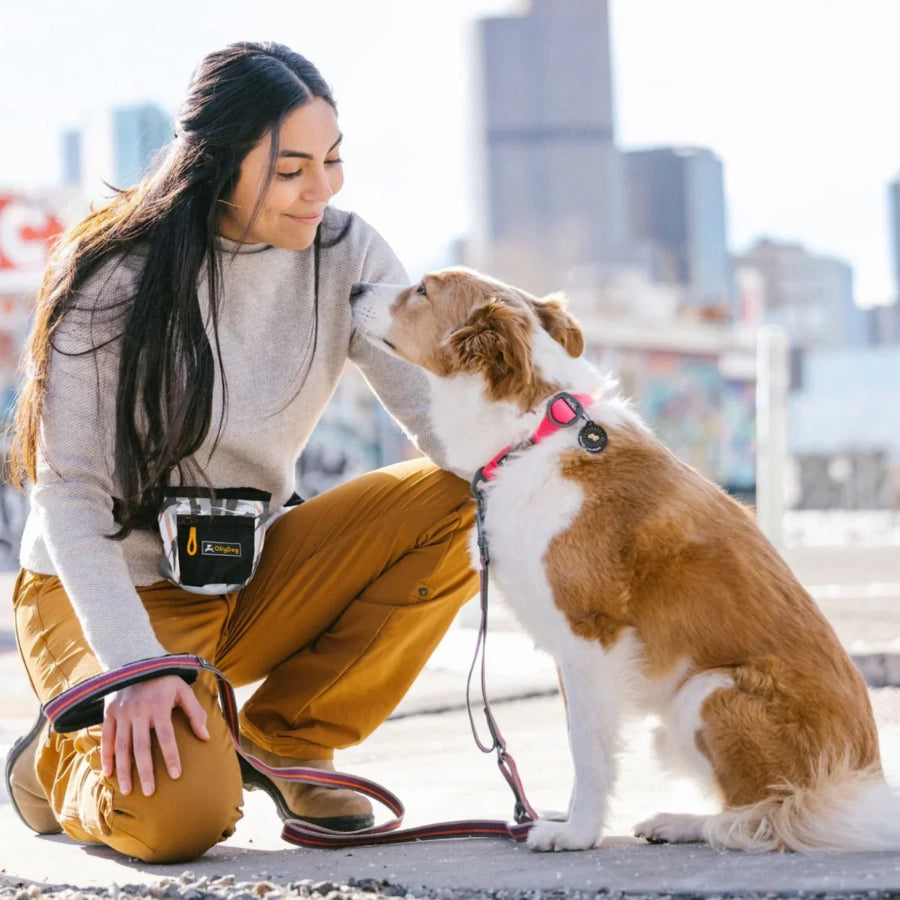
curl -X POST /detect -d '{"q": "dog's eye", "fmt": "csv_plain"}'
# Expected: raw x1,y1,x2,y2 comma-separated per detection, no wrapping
415,283,427,296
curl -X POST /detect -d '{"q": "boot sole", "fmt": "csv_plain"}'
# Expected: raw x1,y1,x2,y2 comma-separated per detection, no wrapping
4,710,62,834
238,755,374,832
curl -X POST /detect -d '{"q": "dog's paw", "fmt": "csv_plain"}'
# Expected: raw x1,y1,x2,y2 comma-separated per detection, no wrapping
526,818,601,852
633,812,705,845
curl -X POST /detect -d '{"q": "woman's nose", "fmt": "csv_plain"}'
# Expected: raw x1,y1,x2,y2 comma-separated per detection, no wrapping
303,167,334,201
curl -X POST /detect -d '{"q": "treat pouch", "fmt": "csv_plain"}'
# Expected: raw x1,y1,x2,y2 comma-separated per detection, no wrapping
158,487,272,594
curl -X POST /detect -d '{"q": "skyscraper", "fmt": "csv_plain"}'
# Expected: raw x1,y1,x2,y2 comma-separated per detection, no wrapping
476,0,625,289
61,103,172,197
60,129,81,187
736,238,857,350
112,104,172,188
890,174,900,304
624,147,732,309
867,301,899,345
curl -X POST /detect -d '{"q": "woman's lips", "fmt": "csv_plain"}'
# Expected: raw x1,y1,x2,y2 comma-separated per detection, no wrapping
286,212,323,225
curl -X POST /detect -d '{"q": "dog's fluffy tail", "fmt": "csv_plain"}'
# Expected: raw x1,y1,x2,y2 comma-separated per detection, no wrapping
703,761,900,852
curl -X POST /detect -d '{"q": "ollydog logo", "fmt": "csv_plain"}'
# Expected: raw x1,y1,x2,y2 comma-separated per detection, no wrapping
202,541,242,557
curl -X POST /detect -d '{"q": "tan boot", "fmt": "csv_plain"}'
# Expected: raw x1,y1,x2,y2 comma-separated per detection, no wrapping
5,712,62,835
238,736,374,832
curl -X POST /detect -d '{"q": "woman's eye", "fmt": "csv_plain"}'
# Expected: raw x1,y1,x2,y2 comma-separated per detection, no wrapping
325,157,343,166
415,283,427,296
277,170,302,180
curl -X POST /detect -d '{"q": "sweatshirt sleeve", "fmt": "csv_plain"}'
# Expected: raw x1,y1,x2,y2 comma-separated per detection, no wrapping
28,261,169,670
347,220,450,468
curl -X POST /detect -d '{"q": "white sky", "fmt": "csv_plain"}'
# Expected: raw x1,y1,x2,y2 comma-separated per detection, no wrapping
1,0,898,306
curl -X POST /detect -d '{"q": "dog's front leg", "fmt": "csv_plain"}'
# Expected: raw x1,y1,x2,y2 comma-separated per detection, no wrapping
527,631,630,852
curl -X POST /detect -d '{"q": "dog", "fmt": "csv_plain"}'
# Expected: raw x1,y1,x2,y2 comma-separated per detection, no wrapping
349,267,900,853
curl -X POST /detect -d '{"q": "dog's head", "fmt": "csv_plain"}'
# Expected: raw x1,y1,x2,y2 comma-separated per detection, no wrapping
351,267,585,412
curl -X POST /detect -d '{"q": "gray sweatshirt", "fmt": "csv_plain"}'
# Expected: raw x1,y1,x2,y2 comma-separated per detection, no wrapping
19,209,438,670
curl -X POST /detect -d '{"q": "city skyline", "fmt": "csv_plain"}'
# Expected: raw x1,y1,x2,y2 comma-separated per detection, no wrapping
1,0,898,307
478,0,628,293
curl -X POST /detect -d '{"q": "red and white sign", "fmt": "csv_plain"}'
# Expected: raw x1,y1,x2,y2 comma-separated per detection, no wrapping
0,194,63,273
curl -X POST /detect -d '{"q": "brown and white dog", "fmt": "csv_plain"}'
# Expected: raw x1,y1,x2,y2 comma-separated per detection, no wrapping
350,267,900,853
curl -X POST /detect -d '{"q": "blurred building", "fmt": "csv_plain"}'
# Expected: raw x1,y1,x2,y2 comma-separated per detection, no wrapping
788,346,900,509
475,0,626,291
471,0,754,496
0,189,83,567
466,1,895,513
113,104,172,187
735,238,865,350
60,129,81,187
577,308,757,497
296,365,420,499
866,300,899,345
0,187,86,422
890,173,900,302
61,103,171,195
624,146,732,312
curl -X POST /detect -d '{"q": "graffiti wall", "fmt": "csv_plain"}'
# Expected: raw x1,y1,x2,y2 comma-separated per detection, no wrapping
588,344,756,496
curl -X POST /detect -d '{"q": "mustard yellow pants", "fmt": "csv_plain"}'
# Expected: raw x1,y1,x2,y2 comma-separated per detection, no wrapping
13,459,476,863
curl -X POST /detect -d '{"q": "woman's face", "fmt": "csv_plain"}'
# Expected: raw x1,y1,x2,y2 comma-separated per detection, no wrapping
219,97,344,249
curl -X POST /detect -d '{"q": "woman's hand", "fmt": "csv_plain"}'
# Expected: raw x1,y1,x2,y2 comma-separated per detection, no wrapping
100,674,210,796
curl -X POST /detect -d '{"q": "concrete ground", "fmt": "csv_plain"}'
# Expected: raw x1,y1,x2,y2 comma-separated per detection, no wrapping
2,543,900,896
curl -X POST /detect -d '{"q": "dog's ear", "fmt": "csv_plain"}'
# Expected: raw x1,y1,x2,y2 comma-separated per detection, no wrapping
531,293,585,358
444,300,533,400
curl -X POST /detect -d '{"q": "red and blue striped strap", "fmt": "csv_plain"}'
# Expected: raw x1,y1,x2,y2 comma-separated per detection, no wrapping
40,653,534,848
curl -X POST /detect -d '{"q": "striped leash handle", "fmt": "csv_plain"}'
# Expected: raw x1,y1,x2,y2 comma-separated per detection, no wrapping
40,654,533,848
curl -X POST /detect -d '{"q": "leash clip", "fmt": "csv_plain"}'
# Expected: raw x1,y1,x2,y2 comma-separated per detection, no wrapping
496,746,537,824
470,470,491,567
470,467,486,501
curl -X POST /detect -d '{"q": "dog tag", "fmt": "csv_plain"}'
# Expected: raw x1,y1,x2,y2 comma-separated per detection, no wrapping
578,422,607,453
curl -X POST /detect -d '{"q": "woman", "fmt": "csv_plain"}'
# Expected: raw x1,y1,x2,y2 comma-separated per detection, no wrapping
4,42,476,863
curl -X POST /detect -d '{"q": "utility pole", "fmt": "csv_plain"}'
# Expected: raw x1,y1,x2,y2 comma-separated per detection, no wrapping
755,326,789,549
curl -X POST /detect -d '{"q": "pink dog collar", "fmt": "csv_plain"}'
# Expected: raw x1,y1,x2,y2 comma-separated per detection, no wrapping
476,392,596,484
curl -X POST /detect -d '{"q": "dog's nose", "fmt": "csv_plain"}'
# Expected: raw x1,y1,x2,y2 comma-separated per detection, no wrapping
349,282,369,300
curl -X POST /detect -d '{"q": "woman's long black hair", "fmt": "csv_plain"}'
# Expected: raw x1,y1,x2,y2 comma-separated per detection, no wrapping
10,42,339,535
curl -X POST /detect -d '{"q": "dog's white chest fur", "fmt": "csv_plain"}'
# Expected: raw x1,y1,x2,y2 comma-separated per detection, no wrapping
478,437,584,648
